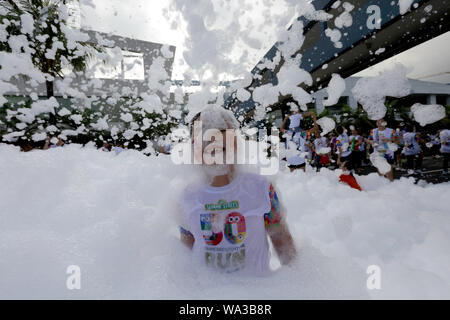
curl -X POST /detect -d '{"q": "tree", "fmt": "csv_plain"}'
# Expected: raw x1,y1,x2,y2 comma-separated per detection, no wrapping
0,0,103,125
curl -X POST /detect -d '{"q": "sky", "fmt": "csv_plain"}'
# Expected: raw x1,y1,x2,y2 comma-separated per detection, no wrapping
354,31,450,83
79,0,450,84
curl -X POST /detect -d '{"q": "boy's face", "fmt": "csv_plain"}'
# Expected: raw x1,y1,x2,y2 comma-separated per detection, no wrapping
192,123,237,173
208,129,236,160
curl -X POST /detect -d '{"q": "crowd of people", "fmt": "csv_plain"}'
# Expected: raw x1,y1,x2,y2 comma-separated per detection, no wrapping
7,106,450,191
12,136,129,155
280,107,450,189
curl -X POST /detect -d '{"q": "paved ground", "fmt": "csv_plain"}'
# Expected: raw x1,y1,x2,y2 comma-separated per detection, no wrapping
326,156,449,184
397,156,450,184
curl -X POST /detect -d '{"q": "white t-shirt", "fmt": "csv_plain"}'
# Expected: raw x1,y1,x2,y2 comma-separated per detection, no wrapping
428,134,440,146
371,128,396,157
402,132,421,156
288,113,303,130
440,130,450,153
180,173,273,276
286,132,307,165
336,133,352,157
314,137,328,153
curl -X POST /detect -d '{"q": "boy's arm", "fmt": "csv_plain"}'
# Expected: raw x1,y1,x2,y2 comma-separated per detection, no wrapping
267,221,297,265
264,184,297,265
180,226,194,250
303,111,317,121
280,116,289,133
303,111,318,130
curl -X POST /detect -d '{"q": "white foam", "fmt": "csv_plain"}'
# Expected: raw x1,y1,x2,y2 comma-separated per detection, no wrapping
0,144,449,299
411,103,446,127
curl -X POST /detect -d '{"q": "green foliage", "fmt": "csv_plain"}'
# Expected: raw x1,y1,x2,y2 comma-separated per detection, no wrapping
0,95,178,152
1,1,181,151
0,0,102,78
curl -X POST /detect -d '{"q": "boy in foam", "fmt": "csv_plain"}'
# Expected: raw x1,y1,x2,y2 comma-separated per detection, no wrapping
178,105,296,275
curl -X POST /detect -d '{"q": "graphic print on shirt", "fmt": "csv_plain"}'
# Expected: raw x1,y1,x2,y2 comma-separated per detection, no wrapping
224,212,246,244
200,213,223,246
204,243,246,273
403,133,420,154
200,210,247,272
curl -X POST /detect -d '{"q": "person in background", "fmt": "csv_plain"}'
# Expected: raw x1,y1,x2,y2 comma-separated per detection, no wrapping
280,103,317,138
159,134,175,155
395,123,407,169
360,133,368,168
335,126,352,168
280,104,318,155
349,126,363,173
313,130,330,172
440,127,450,175
368,119,398,182
285,130,308,172
329,133,338,168
428,130,441,159
17,140,34,152
402,125,423,175
43,136,64,150
337,153,362,191
159,143,173,155
101,141,111,152
112,143,126,155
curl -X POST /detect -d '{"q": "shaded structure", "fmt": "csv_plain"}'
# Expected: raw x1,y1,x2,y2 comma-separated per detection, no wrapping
228,0,450,122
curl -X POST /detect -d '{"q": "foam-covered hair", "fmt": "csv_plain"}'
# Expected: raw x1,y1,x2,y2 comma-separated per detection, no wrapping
195,105,240,131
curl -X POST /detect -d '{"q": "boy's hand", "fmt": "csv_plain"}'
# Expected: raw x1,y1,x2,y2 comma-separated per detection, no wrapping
180,227,194,250
267,221,297,265
265,184,296,265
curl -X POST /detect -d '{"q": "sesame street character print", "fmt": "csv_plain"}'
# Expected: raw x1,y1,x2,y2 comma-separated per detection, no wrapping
200,213,223,246
224,212,246,244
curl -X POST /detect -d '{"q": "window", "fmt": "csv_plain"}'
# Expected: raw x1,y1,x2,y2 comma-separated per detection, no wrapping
88,49,145,80
122,51,145,80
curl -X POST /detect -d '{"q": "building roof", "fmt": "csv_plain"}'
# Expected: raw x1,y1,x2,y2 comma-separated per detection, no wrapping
313,77,450,100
